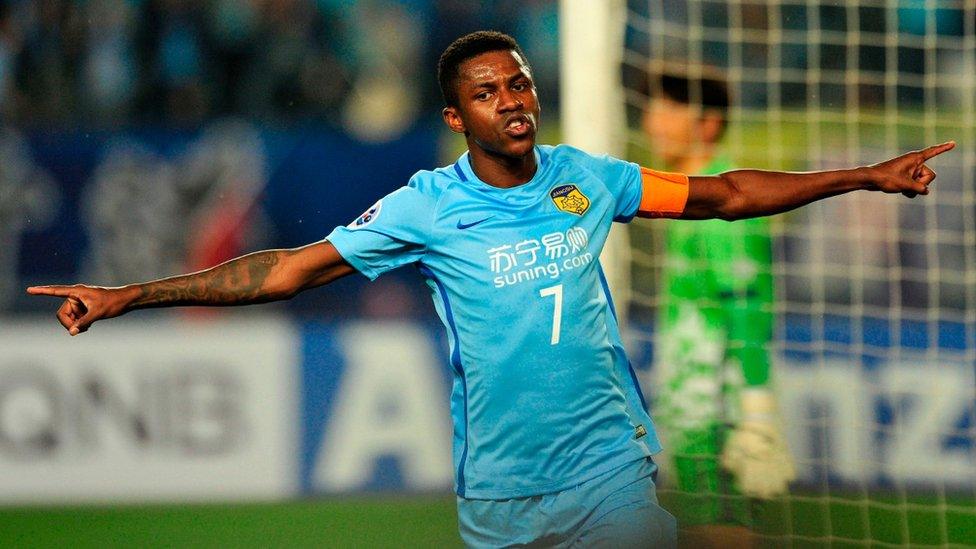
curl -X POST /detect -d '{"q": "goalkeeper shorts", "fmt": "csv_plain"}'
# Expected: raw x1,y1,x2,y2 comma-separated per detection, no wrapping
456,457,676,548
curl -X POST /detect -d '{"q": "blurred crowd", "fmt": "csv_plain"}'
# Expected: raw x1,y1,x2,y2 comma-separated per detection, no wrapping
4,1,968,129
0,0,560,130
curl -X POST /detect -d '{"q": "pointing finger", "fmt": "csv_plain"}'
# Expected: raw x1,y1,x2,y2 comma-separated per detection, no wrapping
27,285,74,297
920,141,955,161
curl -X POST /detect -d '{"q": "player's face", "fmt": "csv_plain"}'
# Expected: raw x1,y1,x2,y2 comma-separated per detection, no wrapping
643,97,704,168
443,50,540,160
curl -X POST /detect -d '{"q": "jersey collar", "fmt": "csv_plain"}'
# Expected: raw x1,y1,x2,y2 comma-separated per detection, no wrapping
454,146,550,200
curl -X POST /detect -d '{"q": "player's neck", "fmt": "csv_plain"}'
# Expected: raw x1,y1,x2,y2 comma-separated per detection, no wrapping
468,147,538,189
671,148,715,175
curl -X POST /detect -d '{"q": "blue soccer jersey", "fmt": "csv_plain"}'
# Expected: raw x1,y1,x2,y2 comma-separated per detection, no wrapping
326,144,662,499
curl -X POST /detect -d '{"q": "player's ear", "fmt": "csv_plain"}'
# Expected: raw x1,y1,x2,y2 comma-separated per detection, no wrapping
443,106,466,134
640,102,655,137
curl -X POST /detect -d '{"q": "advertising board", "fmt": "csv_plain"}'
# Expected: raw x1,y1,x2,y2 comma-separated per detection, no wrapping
0,319,298,503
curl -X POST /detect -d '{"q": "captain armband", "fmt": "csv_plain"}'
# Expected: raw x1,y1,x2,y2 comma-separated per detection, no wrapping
637,167,690,218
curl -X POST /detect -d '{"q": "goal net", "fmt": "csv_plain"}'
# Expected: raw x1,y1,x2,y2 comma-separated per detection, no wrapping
564,1,976,546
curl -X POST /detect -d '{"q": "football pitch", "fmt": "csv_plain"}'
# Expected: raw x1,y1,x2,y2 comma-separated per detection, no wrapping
0,496,461,548
2,493,973,548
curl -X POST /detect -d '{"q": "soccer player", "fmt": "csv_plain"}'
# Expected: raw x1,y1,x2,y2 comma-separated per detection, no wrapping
28,31,953,548
642,67,792,547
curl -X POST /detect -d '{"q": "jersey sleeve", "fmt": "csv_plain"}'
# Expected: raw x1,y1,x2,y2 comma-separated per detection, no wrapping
325,184,435,280
578,151,645,222
568,146,689,221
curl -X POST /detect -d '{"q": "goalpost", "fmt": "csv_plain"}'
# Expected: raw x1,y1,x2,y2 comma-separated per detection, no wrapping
559,0,632,322
562,1,976,546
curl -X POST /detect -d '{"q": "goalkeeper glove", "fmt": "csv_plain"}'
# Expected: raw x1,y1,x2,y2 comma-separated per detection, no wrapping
721,387,796,499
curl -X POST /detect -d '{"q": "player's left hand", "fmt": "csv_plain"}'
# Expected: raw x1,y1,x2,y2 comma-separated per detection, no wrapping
721,388,796,499
865,141,955,198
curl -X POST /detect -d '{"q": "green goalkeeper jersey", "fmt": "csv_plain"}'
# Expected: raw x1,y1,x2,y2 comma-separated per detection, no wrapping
653,154,774,525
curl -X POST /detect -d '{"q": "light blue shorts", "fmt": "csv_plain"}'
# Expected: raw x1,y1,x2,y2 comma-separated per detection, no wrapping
456,457,677,548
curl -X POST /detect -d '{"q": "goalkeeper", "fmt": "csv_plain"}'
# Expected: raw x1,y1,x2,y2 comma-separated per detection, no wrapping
643,67,792,545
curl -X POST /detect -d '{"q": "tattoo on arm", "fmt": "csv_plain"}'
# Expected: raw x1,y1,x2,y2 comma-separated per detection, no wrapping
131,250,298,309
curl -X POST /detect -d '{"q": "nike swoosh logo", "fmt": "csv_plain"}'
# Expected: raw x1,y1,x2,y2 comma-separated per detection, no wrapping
456,216,494,230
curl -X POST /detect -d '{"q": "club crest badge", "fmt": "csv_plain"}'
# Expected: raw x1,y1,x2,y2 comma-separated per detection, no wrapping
350,199,382,229
549,184,590,215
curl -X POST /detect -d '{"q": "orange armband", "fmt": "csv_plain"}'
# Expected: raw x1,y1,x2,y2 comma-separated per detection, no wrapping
637,167,689,218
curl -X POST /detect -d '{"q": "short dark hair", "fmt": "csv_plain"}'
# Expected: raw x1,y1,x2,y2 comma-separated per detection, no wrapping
437,31,529,108
646,66,731,117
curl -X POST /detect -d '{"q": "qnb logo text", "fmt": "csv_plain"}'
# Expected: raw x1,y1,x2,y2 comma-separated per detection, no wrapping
0,365,246,460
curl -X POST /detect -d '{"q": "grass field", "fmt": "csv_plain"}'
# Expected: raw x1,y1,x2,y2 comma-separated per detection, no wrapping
0,497,462,548
2,492,973,548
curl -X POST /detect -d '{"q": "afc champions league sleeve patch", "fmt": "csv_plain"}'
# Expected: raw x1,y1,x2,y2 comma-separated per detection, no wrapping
549,184,590,215
349,199,382,229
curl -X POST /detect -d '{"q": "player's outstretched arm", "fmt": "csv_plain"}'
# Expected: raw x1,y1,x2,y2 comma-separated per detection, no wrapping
26,240,354,336
678,141,955,220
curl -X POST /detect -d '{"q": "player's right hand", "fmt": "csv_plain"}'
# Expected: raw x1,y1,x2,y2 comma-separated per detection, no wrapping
26,284,134,336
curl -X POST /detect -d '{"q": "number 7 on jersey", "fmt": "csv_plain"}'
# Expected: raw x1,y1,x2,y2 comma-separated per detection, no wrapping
539,284,563,345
